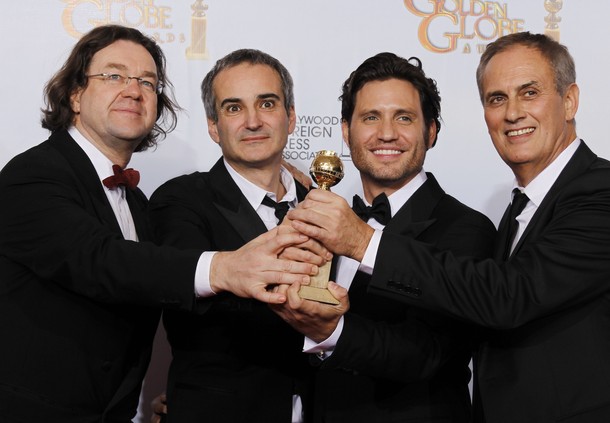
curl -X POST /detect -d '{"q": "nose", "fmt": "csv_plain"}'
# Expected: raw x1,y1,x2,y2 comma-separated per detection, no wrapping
377,118,398,141
505,98,525,123
245,109,263,130
121,77,143,98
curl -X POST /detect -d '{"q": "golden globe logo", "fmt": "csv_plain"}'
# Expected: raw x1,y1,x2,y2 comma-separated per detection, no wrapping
403,0,525,53
61,0,209,59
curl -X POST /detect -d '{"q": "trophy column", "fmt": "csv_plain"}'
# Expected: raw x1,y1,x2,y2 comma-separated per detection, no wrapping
298,150,343,305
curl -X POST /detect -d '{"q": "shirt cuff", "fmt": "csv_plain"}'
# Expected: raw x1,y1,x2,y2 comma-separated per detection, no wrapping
194,251,217,297
359,229,382,275
302,315,345,359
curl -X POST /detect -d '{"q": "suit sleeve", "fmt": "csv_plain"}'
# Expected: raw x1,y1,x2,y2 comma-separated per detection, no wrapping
322,210,496,382
0,146,200,311
368,167,610,330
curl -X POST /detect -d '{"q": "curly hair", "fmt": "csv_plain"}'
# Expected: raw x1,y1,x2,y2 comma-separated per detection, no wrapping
41,24,180,152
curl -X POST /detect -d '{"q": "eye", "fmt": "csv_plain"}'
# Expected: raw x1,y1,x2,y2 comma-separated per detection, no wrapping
397,115,412,123
487,95,505,106
523,89,538,98
260,100,275,109
225,104,241,113
363,115,378,122
107,74,124,82
139,79,155,90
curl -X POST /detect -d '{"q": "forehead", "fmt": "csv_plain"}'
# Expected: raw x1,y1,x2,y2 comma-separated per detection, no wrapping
355,78,421,111
482,45,554,93
89,39,157,73
213,63,283,100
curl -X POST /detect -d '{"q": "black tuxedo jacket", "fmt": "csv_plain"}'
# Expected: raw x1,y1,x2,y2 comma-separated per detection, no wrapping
149,158,312,423
0,130,202,422
312,173,495,423
368,142,610,423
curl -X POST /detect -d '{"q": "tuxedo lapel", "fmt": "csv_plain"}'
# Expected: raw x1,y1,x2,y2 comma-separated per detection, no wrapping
494,204,512,261
502,142,597,259
385,173,440,238
208,159,268,243
48,130,124,236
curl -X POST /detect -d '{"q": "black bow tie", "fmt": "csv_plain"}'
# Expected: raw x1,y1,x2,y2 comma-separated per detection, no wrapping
352,193,391,225
262,195,290,224
102,164,140,190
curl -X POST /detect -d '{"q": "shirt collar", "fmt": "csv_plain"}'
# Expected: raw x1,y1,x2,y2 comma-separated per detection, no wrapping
514,138,580,207
223,158,297,210
362,169,428,219
68,126,117,183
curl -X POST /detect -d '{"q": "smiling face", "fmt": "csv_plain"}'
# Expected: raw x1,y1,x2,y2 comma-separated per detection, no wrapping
343,78,436,199
481,45,579,186
70,40,159,160
207,63,296,174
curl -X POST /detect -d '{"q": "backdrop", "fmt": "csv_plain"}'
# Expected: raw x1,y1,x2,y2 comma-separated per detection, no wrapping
1,1,605,421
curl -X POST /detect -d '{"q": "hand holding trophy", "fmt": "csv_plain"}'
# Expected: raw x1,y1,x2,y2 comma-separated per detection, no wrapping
298,150,344,305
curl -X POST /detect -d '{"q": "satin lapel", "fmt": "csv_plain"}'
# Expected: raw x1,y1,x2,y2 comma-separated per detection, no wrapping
511,142,597,257
126,189,152,241
494,205,512,261
48,130,123,236
208,160,268,243
384,173,440,238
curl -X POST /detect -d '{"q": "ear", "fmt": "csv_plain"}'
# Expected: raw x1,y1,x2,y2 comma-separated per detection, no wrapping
70,88,83,114
426,121,437,149
563,83,579,121
287,106,296,135
341,120,350,150
207,117,220,144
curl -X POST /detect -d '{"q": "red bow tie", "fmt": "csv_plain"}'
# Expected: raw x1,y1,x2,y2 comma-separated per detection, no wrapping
102,164,140,190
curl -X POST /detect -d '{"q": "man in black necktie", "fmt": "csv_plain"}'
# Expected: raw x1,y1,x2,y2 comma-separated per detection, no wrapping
147,49,324,423
271,52,496,422
0,27,321,423
285,33,610,423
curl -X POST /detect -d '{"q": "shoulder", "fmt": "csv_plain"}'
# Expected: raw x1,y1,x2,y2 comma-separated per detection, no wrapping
0,137,70,184
150,171,210,203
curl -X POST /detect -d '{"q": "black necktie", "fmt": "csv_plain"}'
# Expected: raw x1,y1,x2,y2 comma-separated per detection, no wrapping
503,188,529,259
262,195,290,224
102,164,140,190
352,193,391,225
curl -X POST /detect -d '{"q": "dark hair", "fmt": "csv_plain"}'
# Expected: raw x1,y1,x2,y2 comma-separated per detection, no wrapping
476,31,576,102
340,52,441,146
201,48,294,122
41,24,180,152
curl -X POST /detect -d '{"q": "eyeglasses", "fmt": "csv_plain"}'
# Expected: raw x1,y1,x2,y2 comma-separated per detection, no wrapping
86,73,164,94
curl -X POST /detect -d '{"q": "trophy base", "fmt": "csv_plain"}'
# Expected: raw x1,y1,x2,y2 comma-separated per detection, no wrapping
298,285,340,305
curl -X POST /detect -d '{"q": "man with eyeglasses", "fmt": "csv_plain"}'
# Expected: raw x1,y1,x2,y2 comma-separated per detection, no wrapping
0,25,323,423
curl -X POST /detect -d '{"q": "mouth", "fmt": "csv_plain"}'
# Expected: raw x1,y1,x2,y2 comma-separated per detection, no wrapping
114,108,142,116
506,127,535,137
372,148,402,156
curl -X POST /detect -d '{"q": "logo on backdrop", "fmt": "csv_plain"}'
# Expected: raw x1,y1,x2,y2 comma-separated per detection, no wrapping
403,0,565,53
284,115,349,162
61,0,209,60
403,0,525,53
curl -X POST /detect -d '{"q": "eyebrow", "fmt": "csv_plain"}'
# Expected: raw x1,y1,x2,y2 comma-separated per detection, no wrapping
102,62,158,78
219,93,281,108
485,80,539,100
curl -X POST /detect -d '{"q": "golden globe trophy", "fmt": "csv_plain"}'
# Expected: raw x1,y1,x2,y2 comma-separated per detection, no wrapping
298,150,344,305
186,0,209,60
544,0,563,42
